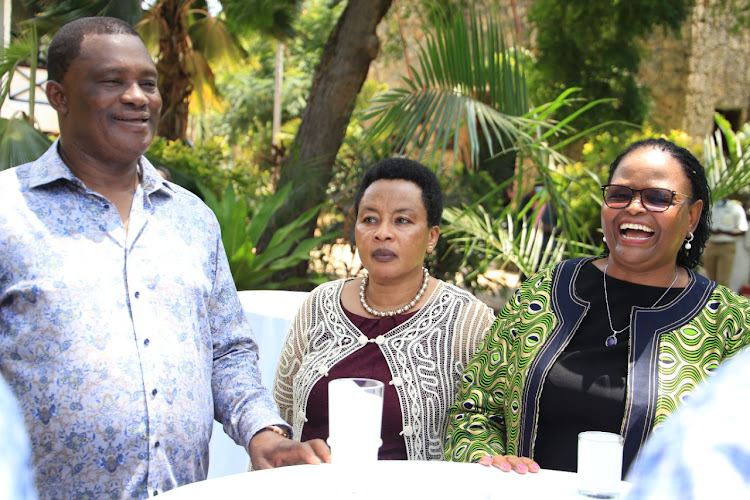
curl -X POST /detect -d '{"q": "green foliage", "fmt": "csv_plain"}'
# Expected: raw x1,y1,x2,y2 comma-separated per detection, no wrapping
710,0,750,33
528,0,694,131
23,0,143,35
220,0,302,40
443,204,570,281
364,6,532,170
199,182,334,290
202,0,341,153
145,136,271,201
0,21,52,170
704,113,750,200
361,4,627,289
0,117,53,170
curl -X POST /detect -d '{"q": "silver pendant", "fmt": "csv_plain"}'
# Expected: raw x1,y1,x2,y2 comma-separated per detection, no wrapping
605,334,618,347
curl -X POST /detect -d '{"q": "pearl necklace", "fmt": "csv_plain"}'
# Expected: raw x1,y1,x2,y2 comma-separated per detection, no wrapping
360,267,429,317
603,263,678,347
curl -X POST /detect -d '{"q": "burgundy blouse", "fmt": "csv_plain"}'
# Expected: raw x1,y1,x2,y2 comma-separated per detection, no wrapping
300,305,417,460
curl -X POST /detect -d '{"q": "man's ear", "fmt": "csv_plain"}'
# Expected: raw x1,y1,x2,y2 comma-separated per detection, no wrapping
45,81,68,115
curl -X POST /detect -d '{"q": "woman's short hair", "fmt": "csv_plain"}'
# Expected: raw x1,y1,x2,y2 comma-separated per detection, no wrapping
607,138,712,269
354,157,443,227
47,17,141,83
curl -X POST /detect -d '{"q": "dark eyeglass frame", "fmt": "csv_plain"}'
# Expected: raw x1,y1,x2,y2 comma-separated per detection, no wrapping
601,184,692,212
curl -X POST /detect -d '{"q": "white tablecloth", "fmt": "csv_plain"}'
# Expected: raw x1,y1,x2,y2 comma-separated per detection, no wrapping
164,461,633,499
207,290,309,479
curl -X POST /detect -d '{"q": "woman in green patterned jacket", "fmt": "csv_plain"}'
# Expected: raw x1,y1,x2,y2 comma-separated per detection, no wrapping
444,138,750,475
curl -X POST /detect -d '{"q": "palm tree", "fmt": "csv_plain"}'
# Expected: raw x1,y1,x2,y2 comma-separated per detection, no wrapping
139,0,243,141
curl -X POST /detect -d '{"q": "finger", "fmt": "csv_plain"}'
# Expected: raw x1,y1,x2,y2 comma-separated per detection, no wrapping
307,438,331,464
489,455,512,472
506,456,539,474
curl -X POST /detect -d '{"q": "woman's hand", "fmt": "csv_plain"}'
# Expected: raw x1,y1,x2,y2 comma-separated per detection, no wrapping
478,454,540,474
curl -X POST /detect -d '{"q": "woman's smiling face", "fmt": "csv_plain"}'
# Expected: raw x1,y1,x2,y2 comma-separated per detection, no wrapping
602,146,703,276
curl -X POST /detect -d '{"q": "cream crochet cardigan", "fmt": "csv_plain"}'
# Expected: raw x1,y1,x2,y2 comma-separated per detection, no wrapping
272,278,495,460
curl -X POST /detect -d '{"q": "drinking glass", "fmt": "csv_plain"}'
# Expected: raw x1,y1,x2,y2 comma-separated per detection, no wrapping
577,431,624,498
327,378,384,464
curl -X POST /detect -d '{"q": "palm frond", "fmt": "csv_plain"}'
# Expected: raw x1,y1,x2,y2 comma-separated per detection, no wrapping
363,6,534,169
704,112,750,200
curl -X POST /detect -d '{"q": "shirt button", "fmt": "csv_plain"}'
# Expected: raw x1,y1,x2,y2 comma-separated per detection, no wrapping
134,291,140,298
152,388,158,396
375,335,385,345
297,411,308,423
390,377,403,387
154,441,160,448
144,339,150,346
317,365,328,376
401,425,414,437
358,335,367,345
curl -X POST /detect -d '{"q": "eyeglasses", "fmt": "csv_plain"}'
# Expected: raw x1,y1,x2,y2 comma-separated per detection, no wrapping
601,184,692,212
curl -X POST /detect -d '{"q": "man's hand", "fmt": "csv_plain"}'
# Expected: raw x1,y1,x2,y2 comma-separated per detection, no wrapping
248,429,331,469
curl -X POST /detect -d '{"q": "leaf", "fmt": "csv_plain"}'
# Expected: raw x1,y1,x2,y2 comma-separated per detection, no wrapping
0,117,53,171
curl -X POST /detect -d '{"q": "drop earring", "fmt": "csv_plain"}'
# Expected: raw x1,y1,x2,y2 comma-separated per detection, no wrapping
684,232,694,250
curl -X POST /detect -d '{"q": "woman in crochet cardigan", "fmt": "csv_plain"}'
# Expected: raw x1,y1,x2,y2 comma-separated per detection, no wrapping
273,157,495,460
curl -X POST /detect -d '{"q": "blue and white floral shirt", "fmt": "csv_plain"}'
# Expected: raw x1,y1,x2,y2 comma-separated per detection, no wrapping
0,142,284,499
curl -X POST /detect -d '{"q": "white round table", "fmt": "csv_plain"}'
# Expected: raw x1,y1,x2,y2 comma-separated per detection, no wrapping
163,461,632,499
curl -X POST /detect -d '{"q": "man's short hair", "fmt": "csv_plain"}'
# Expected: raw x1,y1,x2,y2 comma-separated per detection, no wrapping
47,17,141,83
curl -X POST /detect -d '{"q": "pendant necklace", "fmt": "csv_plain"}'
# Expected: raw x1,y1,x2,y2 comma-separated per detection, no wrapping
603,263,678,347
360,267,429,317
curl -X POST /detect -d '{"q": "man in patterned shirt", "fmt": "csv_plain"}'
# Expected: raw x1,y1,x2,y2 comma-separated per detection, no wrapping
0,17,329,499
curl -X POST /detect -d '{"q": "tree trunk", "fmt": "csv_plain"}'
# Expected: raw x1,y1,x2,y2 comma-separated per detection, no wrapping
154,0,191,141
264,0,394,280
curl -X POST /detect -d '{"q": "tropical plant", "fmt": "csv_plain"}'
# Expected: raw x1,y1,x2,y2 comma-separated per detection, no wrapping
362,6,615,284
198,182,334,290
23,0,143,31
137,0,244,141
363,6,533,171
0,23,52,170
703,112,750,200
443,204,568,284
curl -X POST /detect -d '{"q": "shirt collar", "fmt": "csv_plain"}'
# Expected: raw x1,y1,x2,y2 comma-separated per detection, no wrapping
21,140,174,198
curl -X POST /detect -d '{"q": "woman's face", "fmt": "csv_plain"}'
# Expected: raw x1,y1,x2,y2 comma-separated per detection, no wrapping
355,179,439,282
602,147,703,274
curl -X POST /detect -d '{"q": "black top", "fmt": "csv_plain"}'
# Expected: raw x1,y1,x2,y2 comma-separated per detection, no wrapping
532,261,682,472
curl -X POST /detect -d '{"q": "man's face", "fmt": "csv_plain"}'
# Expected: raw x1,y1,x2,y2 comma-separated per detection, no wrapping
53,33,162,167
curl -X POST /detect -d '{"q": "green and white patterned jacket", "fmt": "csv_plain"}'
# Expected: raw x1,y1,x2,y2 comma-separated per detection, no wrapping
445,257,750,470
